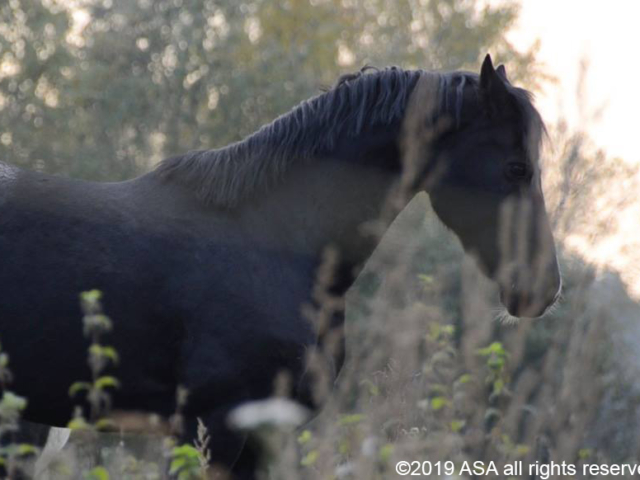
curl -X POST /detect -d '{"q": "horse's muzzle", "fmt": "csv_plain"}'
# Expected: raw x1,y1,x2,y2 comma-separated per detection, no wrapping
498,261,562,319
499,278,561,319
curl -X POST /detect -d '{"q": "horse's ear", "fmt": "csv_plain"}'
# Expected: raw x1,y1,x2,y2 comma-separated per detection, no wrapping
479,54,510,111
496,64,508,82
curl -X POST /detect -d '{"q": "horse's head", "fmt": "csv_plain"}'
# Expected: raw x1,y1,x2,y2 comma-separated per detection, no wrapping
414,55,561,318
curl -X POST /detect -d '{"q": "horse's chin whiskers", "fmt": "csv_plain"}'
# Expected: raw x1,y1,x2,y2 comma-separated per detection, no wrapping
541,295,563,317
493,308,521,325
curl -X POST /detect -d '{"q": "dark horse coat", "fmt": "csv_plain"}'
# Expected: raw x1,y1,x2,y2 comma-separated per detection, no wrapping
0,56,560,477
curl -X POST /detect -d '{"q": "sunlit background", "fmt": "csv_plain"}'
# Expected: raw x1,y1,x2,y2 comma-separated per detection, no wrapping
510,0,639,164
506,0,640,296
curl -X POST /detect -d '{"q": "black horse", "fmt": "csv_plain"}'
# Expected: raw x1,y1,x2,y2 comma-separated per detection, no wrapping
0,55,560,477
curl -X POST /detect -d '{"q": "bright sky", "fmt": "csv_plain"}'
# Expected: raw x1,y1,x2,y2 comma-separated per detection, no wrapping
506,0,640,294
507,0,640,163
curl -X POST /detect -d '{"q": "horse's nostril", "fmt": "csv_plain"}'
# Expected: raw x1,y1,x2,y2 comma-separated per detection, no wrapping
507,295,520,316
500,288,521,316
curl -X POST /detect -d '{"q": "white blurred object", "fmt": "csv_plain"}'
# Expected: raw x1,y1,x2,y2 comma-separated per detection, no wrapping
34,427,71,479
227,398,310,431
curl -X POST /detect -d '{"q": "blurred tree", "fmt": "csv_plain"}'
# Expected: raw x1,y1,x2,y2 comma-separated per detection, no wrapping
0,0,542,180
0,0,76,174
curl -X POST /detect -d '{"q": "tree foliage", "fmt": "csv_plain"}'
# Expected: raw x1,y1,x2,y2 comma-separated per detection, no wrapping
0,0,540,180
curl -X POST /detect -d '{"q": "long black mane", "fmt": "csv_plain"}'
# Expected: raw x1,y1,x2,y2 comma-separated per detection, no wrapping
154,66,543,208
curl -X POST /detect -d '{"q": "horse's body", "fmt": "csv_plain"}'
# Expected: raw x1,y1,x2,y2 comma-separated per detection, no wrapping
0,56,561,478
1,162,336,458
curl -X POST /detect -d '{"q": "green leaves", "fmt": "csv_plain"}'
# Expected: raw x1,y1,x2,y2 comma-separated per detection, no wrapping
360,378,380,397
80,290,103,306
497,434,530,459
169,444,203,480
71,291,120,431
0,443,39,459
0,392,26,412
0,391,27,423
94,376,120,391
0,347,12,385
450,419,466,433
378,444,394,462
418,273,435,291
0,343,34,472
94,418,117,432
477,341,511,397
297,429,312,445
578,448,593,459
81,290,113,337
427,322,456,343
15,444,38,457
83,315,113,337
84,466,109,480
300,450,318,467
89,345,119,365
69,375,119,398
337,413,365,426
69,382,92,397
477,341,509,359
430,396,449,411
67,417,91,431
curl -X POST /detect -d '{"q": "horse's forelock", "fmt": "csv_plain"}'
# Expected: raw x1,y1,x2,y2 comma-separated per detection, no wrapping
509,87,547,167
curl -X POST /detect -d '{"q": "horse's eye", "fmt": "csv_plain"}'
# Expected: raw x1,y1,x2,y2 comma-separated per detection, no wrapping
505,162,530,181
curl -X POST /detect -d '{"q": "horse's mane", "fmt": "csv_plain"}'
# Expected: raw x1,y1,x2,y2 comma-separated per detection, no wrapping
154,66,544,208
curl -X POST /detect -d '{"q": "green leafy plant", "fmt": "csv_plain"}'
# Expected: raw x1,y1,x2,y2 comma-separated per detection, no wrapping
477,342,510,398
85,465,110,480
169,445,204,480
0,342,38,476
68,290,120,430
64,291,122,478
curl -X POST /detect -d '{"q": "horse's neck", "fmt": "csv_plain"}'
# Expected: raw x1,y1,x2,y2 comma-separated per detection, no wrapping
241,154,402,270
